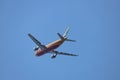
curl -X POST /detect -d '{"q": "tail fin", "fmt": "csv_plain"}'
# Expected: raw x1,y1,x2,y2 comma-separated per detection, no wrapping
57,27,76,42
63,27,70,37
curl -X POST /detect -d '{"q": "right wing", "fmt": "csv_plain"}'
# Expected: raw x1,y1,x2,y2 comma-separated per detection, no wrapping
28,33,46,50
52,50,78,56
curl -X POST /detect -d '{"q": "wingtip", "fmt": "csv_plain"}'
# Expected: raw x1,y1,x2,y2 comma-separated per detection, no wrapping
28,33,32,36
74,54,79,56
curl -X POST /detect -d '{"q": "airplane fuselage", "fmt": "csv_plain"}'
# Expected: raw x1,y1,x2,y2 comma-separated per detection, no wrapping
28,27,78,58
35,39,65,56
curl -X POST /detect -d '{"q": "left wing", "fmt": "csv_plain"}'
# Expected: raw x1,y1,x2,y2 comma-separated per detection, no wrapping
52,50,78,56
28,33,46,50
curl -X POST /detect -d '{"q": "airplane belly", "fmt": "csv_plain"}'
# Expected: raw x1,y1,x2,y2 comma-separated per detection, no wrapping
35,45,59,56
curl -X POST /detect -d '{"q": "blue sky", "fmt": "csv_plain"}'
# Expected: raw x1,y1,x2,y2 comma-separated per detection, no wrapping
0,0,120,80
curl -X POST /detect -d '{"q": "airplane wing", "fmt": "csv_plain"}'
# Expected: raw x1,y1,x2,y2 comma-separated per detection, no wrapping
28,33,46,50
52,50,78,56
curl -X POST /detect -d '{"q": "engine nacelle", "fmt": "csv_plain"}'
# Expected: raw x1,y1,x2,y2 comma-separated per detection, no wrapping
33,47,39,51
51,53,57,59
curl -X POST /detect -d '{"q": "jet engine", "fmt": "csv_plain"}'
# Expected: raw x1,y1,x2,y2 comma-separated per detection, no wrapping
33,47,39,51
51,53,57,59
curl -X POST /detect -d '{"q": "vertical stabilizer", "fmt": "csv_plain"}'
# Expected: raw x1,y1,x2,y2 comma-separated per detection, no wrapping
57,27,76,42
63,27,70,37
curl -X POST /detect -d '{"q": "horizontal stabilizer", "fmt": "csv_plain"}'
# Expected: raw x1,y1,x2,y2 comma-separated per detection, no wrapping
66,39,76,42
57,33,64,40
57,27,76,42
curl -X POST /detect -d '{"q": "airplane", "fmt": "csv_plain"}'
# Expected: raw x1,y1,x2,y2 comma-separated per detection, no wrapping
28,27,78,59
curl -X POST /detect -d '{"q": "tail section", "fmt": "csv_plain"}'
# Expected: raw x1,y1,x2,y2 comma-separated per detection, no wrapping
57,33,64,40
66,39,76,42
63,27,70,37
57,27,76,42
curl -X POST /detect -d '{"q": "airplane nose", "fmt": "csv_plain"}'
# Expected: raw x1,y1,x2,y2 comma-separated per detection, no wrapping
35,52,39,56
35,49,42,56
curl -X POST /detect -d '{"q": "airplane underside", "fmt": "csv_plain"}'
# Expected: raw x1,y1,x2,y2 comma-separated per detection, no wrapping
28,27,78,59
35,45,60,57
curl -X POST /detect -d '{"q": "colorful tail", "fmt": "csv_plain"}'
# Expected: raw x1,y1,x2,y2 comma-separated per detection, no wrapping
57,27,76,42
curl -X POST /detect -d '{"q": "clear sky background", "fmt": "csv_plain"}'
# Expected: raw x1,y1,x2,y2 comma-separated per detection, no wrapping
0,0,120,80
